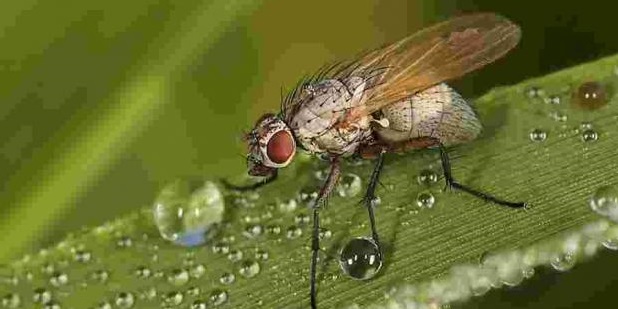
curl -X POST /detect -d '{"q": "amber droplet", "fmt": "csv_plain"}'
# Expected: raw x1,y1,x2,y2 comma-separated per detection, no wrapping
573,81,609,110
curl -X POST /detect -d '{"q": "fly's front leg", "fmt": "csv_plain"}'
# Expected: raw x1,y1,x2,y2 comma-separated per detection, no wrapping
310,156,341,309
362,149,386,256
220,171,278,192
438,143,526,208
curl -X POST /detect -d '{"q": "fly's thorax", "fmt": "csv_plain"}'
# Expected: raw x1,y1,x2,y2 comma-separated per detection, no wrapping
289,77,372,156
375,83,482,146
246,114,296,176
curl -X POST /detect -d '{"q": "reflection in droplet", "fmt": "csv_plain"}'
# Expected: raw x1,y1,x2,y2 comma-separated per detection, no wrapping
339,237,382,280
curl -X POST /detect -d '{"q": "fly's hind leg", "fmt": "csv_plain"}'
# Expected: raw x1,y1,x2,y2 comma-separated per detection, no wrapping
361,149,387,256
437,142,526,208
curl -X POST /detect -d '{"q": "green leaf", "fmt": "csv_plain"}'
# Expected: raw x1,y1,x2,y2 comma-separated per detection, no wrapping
2,52,618,309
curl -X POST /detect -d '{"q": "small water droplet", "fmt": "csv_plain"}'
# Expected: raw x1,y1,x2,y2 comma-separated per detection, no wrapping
339,237,382,280
212,242,230,254
49,271,68,287
255,249,269,260
227,250,244,262
115,292,135,308
153,180,224,247
294,214,310,225
337,173,362,197
581,129,598,142
168,268,189,286
573,81,609,110
417,169,439,186
209,289,228,306
91,270,109,283
219,272,236,285
266,225,281,235
525,86,544,98
549,111,567,122
189,264,206,279
243,224,263,238
590,185,618,222
73,249,91,263
1,293,20,308
238,260,260,278
135,266,151,278
279,198,298,212
96,301,112,309
319,229,332,239
187,286,201,297
529,129,547,142
33,288,52,304
191,300,208,309
550,252,576,272
116,236,133,248
544,95,561,104
43,301,60,309
163,291,183,306
286,226,302,239
416,192,435,208
602,226,618,250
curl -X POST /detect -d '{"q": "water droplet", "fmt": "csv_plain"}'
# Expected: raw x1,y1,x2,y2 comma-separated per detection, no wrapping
337,173,362,197
581,129,599,142
602,226,618,250
73,249,91,263
227,250,243,262
243,224,263,238
43,301,60,309
529,129,547,142
212,242,230,254
255,249,269,260
544,95,561,104
238,260,260,278
549,111,567,122
116,236,133,248
163,291,183,306
266,225,281,235
91,270,109,283
279,198,298,212
49,271,68,287
209,289,228,306
550,252,576,272
417,169,439,186
189,264,206,279
96,301,112,309
319,228,332,239
416,192,435,208
33,288,52,304
135,266,151,278
573,81,609,110
525,86,544,98
294,214,310,225
339,237,382,280
187,286,201,297
590,185,618,222
115,292,135,308
219,272,235,285
1,293,20,308
191,300,208,309
153,180,224,247
168,268,189,286
286,226,302,239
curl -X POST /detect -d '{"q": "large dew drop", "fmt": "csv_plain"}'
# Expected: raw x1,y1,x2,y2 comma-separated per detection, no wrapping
153,180,224,247
589,185,618,222
339,237,383,280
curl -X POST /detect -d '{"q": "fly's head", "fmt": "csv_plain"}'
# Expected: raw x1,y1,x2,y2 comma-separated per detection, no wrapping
245,113,296,177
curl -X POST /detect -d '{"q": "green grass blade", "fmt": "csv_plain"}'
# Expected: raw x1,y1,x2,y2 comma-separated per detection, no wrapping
1,53,618,308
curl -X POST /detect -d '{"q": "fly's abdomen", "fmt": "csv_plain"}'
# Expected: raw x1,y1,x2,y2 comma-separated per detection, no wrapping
289,77,372,155
375,83,482,146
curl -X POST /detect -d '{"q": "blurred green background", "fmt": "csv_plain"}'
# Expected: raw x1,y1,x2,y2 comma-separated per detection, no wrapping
1,0,617,307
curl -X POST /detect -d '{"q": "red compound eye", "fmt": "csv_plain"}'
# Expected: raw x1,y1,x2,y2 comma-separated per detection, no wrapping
266,130,295,164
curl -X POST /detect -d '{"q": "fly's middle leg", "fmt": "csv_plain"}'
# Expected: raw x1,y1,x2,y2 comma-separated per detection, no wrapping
362,149,387,257
437,141,526,208
310,156,341,309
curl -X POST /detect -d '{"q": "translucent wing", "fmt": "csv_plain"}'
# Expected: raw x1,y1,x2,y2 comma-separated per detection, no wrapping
337,12,521,119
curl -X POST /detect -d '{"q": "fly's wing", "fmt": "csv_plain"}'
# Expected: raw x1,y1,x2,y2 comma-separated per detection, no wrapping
336,13,521,120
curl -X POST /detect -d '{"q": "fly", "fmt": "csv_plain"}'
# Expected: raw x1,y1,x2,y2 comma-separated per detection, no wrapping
224,12,525,309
